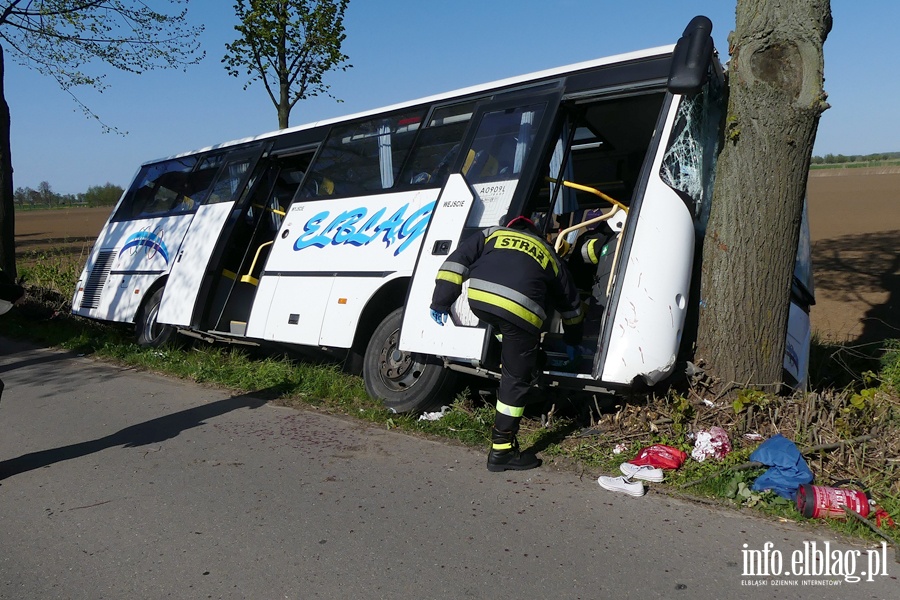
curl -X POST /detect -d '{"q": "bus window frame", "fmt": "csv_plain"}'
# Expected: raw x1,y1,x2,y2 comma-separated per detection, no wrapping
455,85,565,228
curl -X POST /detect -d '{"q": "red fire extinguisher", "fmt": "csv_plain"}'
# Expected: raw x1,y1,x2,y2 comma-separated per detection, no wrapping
797,480,872,519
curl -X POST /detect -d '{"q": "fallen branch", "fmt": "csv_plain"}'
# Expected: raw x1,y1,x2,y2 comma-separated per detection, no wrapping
802,435,873,453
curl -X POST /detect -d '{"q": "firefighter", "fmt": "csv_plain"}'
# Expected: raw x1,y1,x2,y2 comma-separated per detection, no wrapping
569,221,617,333
429,216,584,472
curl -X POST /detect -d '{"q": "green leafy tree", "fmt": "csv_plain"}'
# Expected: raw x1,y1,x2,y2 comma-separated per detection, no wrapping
80,182,125,207
223,0,351,129
0,1,204,280
37,180,54,207
697,0,831,389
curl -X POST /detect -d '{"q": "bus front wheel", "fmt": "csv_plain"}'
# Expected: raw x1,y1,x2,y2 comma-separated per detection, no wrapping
363,307,456,414
135,287,178,348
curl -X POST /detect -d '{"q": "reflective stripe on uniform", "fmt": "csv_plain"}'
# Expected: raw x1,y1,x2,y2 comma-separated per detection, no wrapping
436,270,463,285
496,400,525,418
436,260,468,285
468,279,546,328
492,441,513,450
561,307,584,325
582,239,599,264
439,260,469,277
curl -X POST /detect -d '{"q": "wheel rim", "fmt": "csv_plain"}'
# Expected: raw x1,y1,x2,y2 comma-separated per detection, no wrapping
376,327,428,391
142,300,164,343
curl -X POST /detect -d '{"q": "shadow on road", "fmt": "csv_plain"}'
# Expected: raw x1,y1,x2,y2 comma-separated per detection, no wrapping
0,389,275,482
0,349,78,375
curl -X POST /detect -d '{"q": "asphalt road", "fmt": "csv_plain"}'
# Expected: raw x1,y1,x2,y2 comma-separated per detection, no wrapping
1,338,897,599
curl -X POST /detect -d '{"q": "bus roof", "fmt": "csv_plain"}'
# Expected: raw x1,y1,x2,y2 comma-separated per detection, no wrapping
151,44,676,165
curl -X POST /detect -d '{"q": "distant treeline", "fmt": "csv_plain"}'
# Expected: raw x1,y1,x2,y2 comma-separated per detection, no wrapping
811,151,900,165
14,181,124,209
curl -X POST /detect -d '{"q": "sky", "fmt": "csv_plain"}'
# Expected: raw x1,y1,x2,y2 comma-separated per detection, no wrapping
5,0,899,195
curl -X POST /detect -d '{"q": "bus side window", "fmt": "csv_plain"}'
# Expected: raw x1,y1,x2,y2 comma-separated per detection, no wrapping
398,102,475,187
206,157,254,205
117,156,198,220
173,153,225,212
464,103,545,187
308,108,426,197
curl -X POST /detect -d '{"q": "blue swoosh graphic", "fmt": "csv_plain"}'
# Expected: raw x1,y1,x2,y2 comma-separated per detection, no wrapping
123,231,170,264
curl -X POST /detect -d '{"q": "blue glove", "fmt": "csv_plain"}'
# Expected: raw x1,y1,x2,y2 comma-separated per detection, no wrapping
430,308,448,326
566,345,578,362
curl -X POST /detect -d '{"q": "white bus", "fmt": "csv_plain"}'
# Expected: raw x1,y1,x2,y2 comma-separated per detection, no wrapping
72,16,813,413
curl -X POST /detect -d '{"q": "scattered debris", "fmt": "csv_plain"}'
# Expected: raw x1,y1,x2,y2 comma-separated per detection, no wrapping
418,406,451,421
690,426,731,462
749,434,813,500
628,444,687,470
598,475,646,497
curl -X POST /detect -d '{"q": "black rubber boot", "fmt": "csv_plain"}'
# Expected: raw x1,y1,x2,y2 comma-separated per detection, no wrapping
487,428,541,472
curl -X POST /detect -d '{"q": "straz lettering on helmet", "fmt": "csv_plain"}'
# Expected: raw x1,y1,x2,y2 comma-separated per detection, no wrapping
493,233,549,269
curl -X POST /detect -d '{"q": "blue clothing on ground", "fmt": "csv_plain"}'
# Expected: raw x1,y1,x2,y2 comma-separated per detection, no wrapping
750,434,814,500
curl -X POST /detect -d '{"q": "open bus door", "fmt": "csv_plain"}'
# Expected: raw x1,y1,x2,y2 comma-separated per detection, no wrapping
157,146,264,326
400,88,563,362
202,148,320,336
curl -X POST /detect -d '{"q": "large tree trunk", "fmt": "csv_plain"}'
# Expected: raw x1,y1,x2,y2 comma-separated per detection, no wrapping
696,0,831,389
0,43,16,279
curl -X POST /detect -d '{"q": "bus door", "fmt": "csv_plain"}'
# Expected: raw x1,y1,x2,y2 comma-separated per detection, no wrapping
400,88,563,360
157,145,264,327
203,148,319,335
593,82,722,387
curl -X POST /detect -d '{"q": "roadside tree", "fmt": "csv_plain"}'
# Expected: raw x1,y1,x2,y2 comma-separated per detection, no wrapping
0,1,204,280
80,183,125,208
697,0,831,389
223,0,351,129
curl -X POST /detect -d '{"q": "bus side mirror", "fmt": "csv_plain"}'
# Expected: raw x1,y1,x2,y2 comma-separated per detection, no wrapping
667,15,714,95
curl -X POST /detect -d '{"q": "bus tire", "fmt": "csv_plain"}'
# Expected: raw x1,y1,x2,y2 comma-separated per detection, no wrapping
135,287,178,348
363,307,456,414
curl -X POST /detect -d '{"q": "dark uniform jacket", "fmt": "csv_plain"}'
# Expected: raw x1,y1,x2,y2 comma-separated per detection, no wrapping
431,225,584,345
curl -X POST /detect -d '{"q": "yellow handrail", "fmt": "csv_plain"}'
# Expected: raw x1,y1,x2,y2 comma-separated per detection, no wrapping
554,207,623,255
547,178,629,212
251,203,286,217
546,178,629,255
240,241,274,286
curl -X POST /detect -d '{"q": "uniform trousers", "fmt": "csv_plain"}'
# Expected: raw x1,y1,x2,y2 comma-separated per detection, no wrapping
473,308,541,432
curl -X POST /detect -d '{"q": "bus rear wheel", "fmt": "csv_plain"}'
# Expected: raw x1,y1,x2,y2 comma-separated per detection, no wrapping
135,287,178,348
363,307,456,414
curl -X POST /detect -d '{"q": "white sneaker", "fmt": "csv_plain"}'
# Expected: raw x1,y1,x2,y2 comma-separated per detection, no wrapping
597,475,646,497
619,462,664,482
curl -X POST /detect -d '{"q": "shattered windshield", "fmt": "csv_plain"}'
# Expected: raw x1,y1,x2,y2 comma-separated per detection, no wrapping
659,74,725,233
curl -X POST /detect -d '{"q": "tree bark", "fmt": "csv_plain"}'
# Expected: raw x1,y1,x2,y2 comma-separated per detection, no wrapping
0,42,16,279
696,0,831,388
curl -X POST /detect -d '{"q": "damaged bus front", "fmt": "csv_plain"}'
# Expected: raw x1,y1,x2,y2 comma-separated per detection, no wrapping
399,15,812,409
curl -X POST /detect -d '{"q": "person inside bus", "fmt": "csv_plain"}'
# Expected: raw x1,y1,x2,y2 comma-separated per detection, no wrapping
567,219,617,342
429,215,584,472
